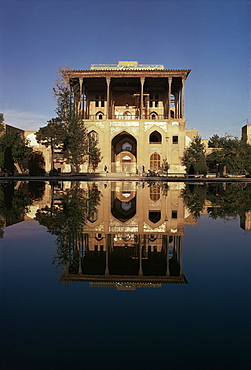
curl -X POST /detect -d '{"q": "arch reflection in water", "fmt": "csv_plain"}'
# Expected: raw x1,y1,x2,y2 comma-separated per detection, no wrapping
58,181,192,289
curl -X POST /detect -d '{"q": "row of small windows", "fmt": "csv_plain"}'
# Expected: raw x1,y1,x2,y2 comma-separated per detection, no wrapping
149,94,159,108
95,95,105,107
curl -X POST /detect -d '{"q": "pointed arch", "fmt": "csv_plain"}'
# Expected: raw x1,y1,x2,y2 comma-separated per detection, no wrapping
95,111,104,120
150,111,158,120
149,130,162,144
88,130,99,142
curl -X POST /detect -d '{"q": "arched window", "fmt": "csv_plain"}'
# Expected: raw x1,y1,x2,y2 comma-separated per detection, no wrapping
149,234,157,242
95,233,103,241
89,130,99,142
150,111,158,120
149,211,161,224
88,210,99,223
150,184,160,201
149,130,162,143
96,111,104,120
150,152,161,170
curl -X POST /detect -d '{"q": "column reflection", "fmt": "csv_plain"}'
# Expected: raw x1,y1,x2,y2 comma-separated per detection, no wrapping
59,181,195,289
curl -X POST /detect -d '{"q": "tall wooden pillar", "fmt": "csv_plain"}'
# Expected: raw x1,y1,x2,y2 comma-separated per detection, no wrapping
181,78,185,119
106,77,111,119
168,77,172,119
79,78,83,116
138,234,143,276
174,92,179,119
140,77,145,119
105,234,110,275
166,235,170,276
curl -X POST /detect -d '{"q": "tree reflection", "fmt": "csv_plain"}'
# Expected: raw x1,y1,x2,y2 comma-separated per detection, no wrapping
182,182,251,221
0,183,32,235
206,183,251,220
35,183,100,269
182,184,207,219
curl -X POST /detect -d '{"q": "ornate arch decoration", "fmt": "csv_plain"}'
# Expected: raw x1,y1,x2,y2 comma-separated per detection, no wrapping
95,111,104,120
150,111,158,120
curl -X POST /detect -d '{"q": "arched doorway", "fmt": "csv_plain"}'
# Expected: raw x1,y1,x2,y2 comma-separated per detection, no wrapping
111,131,137,173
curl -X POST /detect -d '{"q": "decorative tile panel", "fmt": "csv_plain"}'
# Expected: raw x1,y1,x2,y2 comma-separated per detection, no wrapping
110,123,139,137
149,147,162,154
143,222,166,232
144,121,168,132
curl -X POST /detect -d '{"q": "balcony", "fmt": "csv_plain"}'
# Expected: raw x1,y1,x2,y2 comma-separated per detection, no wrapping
83,114,173,121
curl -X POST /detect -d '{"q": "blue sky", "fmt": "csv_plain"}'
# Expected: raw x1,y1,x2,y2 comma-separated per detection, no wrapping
0,0,250,139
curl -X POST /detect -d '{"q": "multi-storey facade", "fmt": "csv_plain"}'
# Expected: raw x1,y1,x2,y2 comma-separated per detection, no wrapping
59,181,197,288
59,61,198,174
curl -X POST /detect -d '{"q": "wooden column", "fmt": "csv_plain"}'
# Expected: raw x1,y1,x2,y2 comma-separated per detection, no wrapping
65,77,70,89
79,78,83,117
174,92,179,119
166,235,170,276
168,77,172,119
140,77,145,119
78,254,82,275
178,235,183,274
138,235,143,276
106,77,111,119
181,78,185,119
105,234,110,275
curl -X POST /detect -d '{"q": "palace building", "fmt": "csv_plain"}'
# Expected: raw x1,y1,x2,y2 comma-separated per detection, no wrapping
57,61,198,174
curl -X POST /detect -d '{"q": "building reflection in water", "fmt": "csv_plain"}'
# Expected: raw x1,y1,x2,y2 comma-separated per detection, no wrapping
57,181,197,289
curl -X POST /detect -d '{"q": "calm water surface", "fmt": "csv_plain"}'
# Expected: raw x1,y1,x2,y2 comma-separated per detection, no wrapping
0,181,251,370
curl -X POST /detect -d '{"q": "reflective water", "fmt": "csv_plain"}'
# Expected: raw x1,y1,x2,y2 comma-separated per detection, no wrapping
0,181,251,370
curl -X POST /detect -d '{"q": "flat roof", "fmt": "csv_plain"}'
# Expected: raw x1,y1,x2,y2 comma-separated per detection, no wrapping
91,61,164,70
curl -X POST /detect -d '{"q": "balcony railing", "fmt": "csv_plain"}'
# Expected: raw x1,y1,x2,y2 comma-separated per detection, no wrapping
83,114,175,121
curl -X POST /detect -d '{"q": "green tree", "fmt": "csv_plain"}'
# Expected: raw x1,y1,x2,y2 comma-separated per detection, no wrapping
36,118,65,172
0,130,32,173
87,133,102,172
52,70,101,173
161,157,169,174
181,136,207,175
207,134,251,176
208,134,227,148
28,151,46,176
